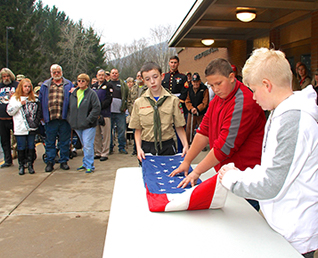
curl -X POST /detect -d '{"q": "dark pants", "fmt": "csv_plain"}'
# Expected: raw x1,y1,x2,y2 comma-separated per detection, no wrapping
140,139,177,166
142,138,177,156
303,250,315,258
44,119,71,164
16,135,35,150
0,119,13,164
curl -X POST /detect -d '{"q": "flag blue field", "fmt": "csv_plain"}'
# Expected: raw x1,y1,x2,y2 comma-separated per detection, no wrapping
142,154,228,212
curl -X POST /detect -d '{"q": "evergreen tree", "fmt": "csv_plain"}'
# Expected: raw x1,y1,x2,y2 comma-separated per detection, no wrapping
0,0,43,83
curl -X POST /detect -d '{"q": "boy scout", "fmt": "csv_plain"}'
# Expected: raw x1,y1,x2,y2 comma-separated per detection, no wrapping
129,62,188,162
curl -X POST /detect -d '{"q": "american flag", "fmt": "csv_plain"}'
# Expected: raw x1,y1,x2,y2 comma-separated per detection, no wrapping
142,154,228,212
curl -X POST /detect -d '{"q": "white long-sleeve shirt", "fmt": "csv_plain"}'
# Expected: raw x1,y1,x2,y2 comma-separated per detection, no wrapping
222,86,318,254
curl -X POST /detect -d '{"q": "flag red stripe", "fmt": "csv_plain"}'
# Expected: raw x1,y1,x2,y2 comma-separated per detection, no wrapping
188,174,218,210
146,185,170,212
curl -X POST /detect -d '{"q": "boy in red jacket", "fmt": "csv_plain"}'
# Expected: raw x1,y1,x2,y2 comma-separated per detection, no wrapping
170,58,266,210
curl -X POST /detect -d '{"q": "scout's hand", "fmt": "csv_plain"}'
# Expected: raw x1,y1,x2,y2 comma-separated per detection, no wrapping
137,148,145,163
177,170,200,188
191,108,197,115
181,144,189,158
169,161,190,177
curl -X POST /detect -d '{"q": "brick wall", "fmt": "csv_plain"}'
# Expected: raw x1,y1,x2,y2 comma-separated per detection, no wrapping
311,10,318,71
270,28,281,50
228,40,248,77
178,48,228,83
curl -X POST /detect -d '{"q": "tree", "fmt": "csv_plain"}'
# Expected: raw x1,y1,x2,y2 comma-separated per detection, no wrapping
105,25,177,79
149,25,177,72
0,0,43,82
59,21,106,80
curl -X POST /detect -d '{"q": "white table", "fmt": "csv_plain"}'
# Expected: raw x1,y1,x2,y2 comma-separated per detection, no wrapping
103,167,302,258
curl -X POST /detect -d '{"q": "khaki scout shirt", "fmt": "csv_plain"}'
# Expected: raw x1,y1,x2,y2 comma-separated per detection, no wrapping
129,87,185,142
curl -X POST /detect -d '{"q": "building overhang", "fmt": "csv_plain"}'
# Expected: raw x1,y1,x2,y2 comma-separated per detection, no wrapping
169,0,318,48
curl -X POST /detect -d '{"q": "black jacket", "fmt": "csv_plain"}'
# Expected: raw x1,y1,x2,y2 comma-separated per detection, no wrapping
187,83,208,116
92,80,113,117
0,81,18,119
67,87,101,130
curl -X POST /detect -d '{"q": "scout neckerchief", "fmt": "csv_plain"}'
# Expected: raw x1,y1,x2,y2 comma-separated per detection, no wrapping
146,95,168,153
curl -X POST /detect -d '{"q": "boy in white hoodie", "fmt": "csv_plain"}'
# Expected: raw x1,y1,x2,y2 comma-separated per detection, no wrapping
219,48,318,257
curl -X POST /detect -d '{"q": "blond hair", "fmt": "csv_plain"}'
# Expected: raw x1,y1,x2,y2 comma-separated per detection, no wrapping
77,73,90,83
242,48,292,89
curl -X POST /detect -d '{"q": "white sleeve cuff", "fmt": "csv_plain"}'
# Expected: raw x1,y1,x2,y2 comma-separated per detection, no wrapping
221,170,240,190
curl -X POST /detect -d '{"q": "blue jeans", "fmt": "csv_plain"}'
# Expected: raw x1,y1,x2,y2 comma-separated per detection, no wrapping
75,127,96,170
110,112,126,151
16,135,35,150
45,119,71,164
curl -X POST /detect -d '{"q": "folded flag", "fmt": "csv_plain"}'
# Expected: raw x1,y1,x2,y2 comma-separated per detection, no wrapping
142,154,228,212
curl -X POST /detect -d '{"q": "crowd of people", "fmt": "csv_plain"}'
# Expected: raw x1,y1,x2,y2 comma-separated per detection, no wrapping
0,49,317,257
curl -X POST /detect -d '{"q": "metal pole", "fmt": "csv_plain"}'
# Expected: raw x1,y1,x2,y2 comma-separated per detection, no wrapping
6,28,8,68
6,27,14,68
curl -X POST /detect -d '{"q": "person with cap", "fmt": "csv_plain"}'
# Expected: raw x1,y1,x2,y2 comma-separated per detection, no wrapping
231,64,243,82
185,72,209,144
105,71,111,82
0,68,18,167
16,74,25,82
186,72,192,87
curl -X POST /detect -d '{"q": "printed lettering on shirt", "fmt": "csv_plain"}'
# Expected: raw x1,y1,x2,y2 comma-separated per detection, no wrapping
140,106,152,109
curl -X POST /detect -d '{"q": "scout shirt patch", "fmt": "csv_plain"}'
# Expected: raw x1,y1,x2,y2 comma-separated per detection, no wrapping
102,85,107,89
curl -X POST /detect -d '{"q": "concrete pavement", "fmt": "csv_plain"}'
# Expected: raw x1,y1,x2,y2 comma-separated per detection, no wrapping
0,142,206,257
0,142,138,257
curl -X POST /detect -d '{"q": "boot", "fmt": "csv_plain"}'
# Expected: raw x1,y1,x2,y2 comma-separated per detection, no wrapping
17,150,25,175
27,149,35,174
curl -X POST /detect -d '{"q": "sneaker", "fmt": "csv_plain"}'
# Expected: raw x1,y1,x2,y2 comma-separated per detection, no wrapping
131,150,137,156
119,149,128,154
77,166,85,171
100,157,108,161
1,163,12,168
86,169,94,174
94,155,101,159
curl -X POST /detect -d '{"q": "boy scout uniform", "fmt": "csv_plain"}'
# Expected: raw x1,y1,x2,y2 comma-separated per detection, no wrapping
129,87,185,154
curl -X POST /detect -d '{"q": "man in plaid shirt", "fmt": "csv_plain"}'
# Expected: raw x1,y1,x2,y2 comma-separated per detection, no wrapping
39,64,74,172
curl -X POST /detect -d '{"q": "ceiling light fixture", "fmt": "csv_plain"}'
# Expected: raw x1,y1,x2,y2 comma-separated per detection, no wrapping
201,39,214,46
236,10,256,22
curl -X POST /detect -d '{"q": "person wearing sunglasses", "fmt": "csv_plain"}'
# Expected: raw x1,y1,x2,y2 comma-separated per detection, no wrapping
67,74,101,173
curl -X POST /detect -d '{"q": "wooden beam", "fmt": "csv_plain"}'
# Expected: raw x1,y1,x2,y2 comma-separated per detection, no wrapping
218,0,318,10
197,20,271,29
